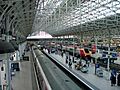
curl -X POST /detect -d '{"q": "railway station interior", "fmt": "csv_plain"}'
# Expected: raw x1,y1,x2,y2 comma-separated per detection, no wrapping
1,0,120,90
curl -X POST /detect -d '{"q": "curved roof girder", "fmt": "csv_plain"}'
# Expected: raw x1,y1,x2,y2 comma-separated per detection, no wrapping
49,13,120,36
10,1,35,28
0,0,38,39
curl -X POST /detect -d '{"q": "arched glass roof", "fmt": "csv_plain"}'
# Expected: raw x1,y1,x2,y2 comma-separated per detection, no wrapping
1,0,120,40
33,0,120,37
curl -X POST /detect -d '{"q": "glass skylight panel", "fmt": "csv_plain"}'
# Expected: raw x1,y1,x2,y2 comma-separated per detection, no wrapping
82,13,88,18
97,15,105,19
90,18,96,21
100,0,111,5
107,1,119,7
56,0,63,6
74,14,80,18
36,0,64,17
98,7,106,12
115,4,120,8
106,11,115,16
87,15,92,20
82,7,88,12
100,10,107,15
82,0,91,6
112,1,119,6
106,9,114,15
91,11,97,15
71,9,78,13
91,2,96,6
116,9,120,14
75,11,80,14
73,18,79,21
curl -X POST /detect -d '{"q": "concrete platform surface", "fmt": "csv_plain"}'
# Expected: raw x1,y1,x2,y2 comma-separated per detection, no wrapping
45,50,120,90
11,52,32,90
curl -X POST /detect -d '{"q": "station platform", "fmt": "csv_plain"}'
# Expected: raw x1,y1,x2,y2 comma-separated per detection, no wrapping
114,58,120,64
44,49,120,90
11,51,33,90
34,49,83,90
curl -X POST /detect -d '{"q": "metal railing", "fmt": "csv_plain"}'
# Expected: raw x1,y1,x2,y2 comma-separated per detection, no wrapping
31,47,52,90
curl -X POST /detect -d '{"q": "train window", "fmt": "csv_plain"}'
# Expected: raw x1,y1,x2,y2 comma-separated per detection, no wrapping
84,49,89,53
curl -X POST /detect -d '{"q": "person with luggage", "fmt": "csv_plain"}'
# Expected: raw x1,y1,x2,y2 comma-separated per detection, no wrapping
117,71,120,86
95,62,100,75
65,52,69,64
66,56,68,64
110,69,117,86
61,51,64,57
68,58,72,68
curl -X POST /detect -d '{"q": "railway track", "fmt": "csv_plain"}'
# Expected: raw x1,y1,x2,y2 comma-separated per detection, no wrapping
32,47,99,90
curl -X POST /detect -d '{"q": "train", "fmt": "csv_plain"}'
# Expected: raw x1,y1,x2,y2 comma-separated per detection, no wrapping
61,45,92,59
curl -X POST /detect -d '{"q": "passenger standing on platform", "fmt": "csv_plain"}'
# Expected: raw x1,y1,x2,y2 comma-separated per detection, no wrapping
66,58,68,64
87,60,90,67
85,57,88,65
95,62,100,75
86,57,90,67
110,69,117,86
69,58,72,68
55,48,58,54
48,48,50,54
117,71,120,86
66,52,69,59
79,60,82,66
61,50,63,57
69,55,71,61
65,52,69,64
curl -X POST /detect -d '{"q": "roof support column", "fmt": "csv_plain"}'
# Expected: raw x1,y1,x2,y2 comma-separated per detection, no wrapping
72,35,75,62
107,28,111,71
5,14,11,90
78,0,82,47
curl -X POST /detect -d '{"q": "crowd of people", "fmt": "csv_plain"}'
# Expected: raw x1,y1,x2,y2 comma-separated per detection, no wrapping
46,46,120,87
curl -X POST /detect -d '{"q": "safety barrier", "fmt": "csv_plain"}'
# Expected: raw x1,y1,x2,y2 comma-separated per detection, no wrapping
31,47,52,90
